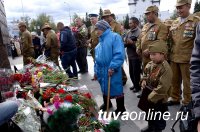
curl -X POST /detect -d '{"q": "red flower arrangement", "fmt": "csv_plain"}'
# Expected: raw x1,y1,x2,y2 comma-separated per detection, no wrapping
65,95,73,102
83,93,92,99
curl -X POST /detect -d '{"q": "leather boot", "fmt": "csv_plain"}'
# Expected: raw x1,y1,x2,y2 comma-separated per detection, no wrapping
99,95,113,111
115,96,126,115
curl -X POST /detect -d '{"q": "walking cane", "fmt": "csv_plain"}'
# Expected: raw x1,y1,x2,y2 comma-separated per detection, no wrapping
106,76,111,118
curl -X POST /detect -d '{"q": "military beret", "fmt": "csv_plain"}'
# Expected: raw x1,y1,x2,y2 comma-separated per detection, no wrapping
148,40,168,54
18,21,26,27
176,0,192,7
89,14,98,18
144,5,159,14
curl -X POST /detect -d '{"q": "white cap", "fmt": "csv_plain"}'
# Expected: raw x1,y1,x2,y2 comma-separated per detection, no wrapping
31,32,37,36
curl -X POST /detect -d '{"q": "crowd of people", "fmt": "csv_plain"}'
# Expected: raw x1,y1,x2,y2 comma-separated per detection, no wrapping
1,0,200,131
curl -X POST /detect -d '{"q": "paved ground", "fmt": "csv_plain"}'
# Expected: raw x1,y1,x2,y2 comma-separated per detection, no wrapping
9,55,181,132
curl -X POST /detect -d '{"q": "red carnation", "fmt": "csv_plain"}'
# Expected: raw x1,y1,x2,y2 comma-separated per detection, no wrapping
13,74,23,82
58,88,65,94
50,88,57,93
83,93,92,99
65,95,73,102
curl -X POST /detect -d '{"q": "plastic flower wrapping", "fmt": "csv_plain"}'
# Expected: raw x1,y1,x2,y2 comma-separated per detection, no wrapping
0,69,15,101
1,58,120,132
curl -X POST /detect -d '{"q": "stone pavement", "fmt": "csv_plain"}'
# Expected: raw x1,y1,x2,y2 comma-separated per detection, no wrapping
9,56,181,132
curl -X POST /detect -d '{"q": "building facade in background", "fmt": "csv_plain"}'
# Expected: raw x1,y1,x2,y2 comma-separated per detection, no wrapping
128,0,172,24
0,0,9,45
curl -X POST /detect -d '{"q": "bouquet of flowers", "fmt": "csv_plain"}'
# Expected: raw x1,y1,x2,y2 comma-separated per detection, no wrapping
0,69,15,101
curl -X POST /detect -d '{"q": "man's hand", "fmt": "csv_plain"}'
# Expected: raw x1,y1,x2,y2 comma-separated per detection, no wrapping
108,69,114,76
127,38,134,44
141,80,146,89
143,49,149,57
198,120,200,132
136,49,142,56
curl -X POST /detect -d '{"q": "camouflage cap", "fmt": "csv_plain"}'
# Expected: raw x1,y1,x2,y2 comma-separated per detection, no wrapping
102,9,112,17
18,21,26,27
41,23,52,31
148,40,168,54
144,5,159,14
176,0,192,7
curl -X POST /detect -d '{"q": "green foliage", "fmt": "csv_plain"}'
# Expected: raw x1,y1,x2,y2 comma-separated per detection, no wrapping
84,12,91,28
99,7,103,20
123,14,129,29
104,120,120,132
170,10,178,20
70,13,79,26
47,106,81,132
194,1,200,13
29,13,56,35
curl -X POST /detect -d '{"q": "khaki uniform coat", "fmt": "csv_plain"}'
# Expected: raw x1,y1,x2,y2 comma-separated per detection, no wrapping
45,30,59,66
137,18,168,67
142,60,173,104
21,30,34,65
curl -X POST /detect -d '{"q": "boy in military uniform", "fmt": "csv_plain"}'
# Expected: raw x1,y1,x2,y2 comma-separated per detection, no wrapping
140,40,172,132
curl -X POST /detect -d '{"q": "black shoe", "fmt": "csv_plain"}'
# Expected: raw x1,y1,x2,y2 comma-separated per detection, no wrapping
123,81,126,86
133,88,140,93
114,108,126,116
115,96,126,115
167,101,180,106
81,71,88,74
129,86,134,90
137,94,141,98
99,103,113,111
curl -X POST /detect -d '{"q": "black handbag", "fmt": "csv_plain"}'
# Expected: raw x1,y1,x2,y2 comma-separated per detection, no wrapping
137,86,154,112
171,101,197,132
0,120,23,132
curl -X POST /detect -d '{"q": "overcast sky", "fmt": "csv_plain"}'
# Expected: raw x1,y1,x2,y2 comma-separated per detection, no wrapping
3,0,198,25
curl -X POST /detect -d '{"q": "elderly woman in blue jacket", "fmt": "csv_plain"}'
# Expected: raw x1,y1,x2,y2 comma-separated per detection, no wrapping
94,20,126,114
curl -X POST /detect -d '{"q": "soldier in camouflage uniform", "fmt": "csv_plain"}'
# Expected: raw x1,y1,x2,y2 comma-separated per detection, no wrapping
18,22,35,66
168,0,200,106
88,14,99,60
102,9,127,86
41,24,59,66
137,5,168,69
74,18,88,73
140,40,172,132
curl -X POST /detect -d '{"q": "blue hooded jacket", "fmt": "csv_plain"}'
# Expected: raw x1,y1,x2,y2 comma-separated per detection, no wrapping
94,28,125,97
60,26,76,52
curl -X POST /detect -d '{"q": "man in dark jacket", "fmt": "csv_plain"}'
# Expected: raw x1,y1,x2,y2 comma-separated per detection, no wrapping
191,23,200,131
57,22,78,79
124,17,141,93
